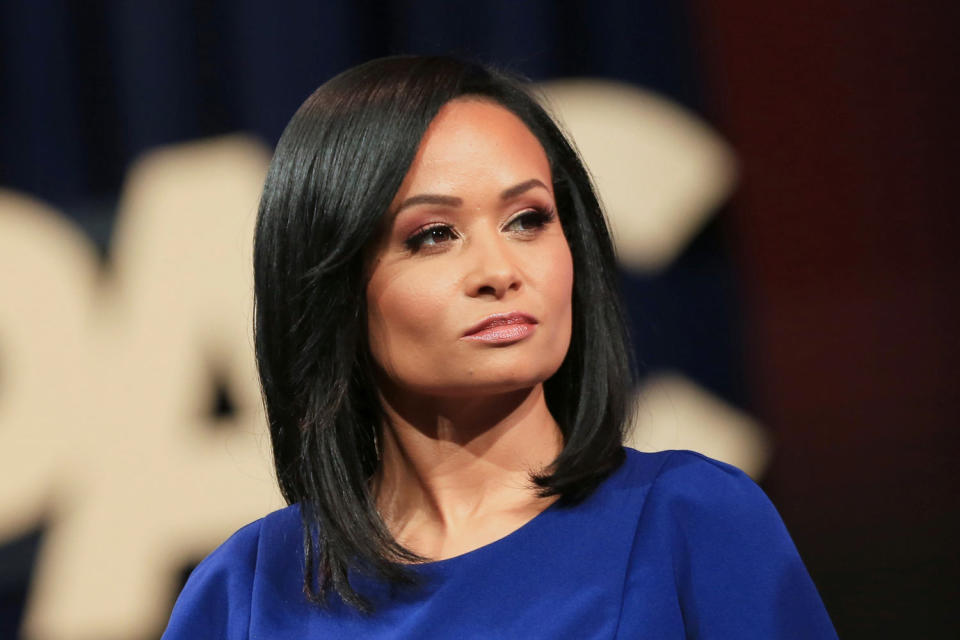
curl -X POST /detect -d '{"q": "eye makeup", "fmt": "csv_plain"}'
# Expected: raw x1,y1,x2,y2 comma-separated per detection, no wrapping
503,206,556,233
404,223,460,252
402,206,557,254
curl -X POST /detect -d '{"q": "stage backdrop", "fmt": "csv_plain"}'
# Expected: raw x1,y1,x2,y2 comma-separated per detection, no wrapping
1,1,957,638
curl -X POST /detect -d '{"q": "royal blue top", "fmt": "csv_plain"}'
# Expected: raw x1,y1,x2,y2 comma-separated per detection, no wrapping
162,449,836,638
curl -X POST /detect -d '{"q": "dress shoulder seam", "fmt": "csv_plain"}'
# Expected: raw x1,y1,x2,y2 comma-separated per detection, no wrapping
611,450,679,638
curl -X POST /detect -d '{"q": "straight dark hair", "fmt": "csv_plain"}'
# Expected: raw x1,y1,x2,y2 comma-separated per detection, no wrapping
253,55,634,611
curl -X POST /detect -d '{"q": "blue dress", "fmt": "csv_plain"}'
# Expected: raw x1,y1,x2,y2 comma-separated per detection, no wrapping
163,449,836,638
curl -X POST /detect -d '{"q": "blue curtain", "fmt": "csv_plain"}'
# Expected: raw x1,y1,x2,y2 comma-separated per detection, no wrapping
0,0,704,209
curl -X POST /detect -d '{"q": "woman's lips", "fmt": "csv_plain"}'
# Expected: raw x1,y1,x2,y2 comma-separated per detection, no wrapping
462,312,538,344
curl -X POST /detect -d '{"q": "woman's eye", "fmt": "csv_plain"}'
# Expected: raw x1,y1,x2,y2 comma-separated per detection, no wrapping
405,225,457,252
505,208,556,233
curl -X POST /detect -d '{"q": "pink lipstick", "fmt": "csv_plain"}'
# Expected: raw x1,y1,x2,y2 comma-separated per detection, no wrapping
462,312,538,344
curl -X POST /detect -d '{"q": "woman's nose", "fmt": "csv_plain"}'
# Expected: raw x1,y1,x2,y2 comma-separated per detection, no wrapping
463,234,522,299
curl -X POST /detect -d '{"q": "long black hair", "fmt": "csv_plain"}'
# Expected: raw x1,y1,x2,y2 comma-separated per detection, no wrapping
253,55,634,611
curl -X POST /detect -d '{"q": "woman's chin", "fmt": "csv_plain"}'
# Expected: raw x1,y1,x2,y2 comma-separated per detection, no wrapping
415,373,554,399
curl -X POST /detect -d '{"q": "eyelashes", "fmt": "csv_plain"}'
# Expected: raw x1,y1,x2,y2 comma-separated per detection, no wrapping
404,207,557,254
405,224,458,252
504,207,557,233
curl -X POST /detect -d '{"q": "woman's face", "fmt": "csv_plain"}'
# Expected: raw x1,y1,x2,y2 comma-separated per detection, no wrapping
365,98,574,398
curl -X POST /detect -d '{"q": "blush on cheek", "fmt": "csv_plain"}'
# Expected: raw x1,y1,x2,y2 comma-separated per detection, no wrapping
366,271,452,380
365,312,393,375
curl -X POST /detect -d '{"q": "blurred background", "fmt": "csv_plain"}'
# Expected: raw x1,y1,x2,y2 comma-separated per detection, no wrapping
1,1,957,638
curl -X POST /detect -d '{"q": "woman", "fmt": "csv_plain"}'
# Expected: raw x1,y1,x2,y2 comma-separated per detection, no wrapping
163,56,836,638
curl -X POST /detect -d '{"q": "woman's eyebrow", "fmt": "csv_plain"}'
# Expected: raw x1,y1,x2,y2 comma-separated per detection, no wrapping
393,194,462,215
500,178,549,200
392,178,550,216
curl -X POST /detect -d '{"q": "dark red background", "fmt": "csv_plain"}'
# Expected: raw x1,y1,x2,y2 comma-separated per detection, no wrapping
695,2,959,634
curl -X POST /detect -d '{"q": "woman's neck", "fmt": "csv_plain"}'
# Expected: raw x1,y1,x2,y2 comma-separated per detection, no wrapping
371,383,563,560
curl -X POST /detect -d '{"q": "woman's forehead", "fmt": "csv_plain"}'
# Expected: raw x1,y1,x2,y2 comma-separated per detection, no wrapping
390,99,553,207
